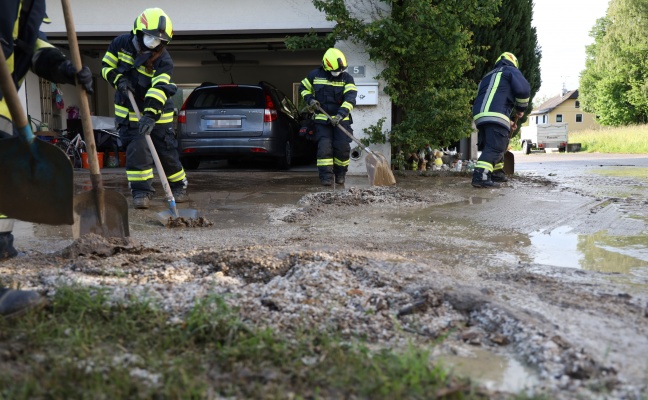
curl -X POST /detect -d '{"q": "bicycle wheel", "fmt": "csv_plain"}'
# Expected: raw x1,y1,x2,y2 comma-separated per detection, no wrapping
54,138,73,165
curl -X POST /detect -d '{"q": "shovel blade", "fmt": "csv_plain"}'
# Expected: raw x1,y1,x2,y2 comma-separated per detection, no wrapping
72,189,130,238
365,151,396,186
504,150,515,175
0,136,73,225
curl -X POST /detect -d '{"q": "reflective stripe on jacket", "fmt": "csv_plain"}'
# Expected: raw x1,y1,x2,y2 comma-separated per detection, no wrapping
299,67,357,123
472,60,530,130
101,34,176,125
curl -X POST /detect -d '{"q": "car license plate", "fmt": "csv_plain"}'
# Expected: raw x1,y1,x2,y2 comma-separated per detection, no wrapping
206,118,242,128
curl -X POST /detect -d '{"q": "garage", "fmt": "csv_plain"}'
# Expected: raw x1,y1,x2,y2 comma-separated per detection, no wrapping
23,0,392,173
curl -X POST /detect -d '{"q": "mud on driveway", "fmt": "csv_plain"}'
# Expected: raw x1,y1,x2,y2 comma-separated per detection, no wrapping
3,154,648,399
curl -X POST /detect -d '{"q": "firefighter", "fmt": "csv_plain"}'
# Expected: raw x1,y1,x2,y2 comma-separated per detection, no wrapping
101,8,188,209
299,48,357,186
472,52,530,187
1,0,93,316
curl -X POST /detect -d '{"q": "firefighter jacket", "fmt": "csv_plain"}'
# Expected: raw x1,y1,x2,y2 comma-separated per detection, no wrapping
472,59,530,130
299,67,357,124
0,0,77,122
101,34,177,127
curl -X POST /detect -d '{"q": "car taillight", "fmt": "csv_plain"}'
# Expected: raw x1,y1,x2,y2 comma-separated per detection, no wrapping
264,94,277,122
182,148,197,154
250,147,267,153
177,96,190,124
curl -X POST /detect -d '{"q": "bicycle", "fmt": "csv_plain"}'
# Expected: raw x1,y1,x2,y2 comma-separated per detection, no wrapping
52,128,86,168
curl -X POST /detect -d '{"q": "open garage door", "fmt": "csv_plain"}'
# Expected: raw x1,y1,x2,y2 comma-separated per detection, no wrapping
47,32,330,116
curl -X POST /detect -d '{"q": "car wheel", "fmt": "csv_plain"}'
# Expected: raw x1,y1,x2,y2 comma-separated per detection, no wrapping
522,141,530,155
181,157,200,170
277,140,292,169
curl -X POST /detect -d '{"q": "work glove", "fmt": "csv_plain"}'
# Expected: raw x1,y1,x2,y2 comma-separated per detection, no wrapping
60,61,95,94
117,77,135,97
307,98,320,112
330,114,343,126
138,115,156,136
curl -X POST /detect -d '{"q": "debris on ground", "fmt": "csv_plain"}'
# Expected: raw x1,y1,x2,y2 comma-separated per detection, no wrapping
59,233,149,258
165,216,214,228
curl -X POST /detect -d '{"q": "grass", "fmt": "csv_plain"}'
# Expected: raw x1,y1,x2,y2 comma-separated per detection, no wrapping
0,286,502,399
512,123,648,153
569,124,648,153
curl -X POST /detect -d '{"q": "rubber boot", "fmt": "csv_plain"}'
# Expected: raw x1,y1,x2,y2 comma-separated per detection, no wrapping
319,166,334,186
491,170,508,183
172,188,190,203
471,168,500,188
0,232,18,260
133,193,152,209
335,174,346,185
0,287,46,318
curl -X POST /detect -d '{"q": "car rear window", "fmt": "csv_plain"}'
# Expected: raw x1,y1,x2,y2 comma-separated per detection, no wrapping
186,86,265,109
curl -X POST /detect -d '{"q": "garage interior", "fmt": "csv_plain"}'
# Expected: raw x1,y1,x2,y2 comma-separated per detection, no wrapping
45,32,330,119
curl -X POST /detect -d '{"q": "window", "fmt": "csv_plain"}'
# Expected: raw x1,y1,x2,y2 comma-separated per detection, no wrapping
576,114,583,122
535,116,538,124
556,114,563,123
575,100,580,108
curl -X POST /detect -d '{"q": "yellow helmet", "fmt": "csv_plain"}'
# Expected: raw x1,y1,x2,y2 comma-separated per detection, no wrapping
132,8,173,42
498,52,519,69
322,48,347,72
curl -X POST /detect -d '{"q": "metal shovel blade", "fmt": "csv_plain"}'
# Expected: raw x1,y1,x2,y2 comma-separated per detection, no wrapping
72,189,130,239
365,151,396,186
504,150,515,175
154,208,200,226
0,136,74,225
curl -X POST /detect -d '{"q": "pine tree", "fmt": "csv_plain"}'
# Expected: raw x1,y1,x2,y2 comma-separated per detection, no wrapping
469,0,542,111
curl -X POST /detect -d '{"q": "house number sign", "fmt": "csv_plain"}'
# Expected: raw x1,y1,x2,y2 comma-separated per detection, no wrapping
347,65,365,77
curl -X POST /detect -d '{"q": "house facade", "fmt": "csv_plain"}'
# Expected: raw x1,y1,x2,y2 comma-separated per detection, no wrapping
23,0,392,173
528,89,599,132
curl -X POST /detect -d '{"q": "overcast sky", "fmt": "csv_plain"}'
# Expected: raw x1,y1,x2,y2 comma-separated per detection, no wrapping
532,0,610,99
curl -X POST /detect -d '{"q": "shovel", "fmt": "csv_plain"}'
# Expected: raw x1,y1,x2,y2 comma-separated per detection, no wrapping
0,46,73,225
61,0,130,239
504,114,519,176
126,91,198,225
315,105,396,186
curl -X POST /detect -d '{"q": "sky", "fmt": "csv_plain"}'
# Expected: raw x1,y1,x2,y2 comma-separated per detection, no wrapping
532,0,611,100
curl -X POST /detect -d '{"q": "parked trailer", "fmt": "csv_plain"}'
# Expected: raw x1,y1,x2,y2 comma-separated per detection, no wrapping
519,123,568,154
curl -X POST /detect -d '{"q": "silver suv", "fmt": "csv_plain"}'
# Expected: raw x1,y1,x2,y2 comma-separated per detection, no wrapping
177,81,315,170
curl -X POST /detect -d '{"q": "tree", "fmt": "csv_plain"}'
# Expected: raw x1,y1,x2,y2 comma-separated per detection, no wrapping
579,0,648,125
286,0,500,152
468,0,541,126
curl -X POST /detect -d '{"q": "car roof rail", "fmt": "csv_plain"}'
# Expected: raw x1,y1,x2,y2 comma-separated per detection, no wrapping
258,80,276,89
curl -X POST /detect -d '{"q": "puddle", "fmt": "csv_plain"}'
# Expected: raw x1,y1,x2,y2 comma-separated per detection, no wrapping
439,347,538,393
529,225,648,274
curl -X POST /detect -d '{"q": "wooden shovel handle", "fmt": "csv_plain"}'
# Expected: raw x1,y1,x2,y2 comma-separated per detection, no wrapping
61,0,101,176
0,46,33,140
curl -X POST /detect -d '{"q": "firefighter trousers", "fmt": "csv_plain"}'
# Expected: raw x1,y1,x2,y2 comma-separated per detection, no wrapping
476,123,510,171
119,122,187,197
315,122,352,180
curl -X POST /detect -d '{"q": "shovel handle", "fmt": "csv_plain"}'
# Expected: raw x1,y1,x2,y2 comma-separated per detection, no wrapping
61,0,101,176
0,47,34,142
315,104,377,157
127,91,178,217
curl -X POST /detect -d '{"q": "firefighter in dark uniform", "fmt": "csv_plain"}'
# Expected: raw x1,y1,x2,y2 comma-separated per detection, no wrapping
472,52,530,188
0,0,93,315
299,48,357,186
101,8,188,209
